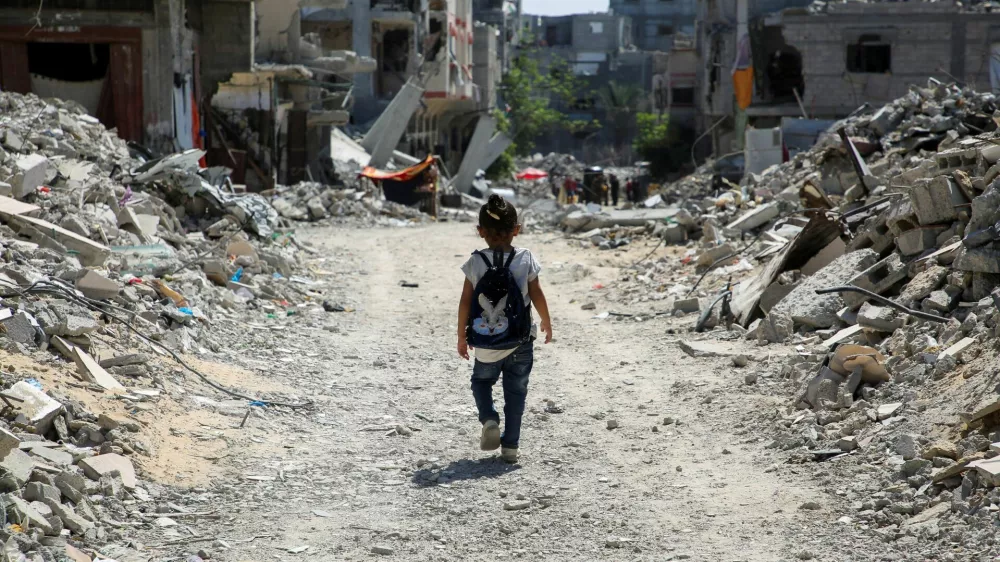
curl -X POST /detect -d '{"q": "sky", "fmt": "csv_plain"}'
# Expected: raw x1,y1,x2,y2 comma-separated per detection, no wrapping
522,0,610,16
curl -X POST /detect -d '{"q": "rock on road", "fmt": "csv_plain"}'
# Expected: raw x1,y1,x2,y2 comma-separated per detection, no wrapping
172,222,833,561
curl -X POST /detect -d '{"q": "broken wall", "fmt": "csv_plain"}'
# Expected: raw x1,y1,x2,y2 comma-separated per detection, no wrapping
781,5,995,117
199,0,255,99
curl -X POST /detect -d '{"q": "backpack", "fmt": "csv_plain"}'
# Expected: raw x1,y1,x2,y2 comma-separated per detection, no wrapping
466,249,532,350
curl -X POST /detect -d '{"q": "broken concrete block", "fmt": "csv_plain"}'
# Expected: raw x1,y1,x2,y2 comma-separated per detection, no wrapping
857,303,903,333
11,154,48,200
971,458,1000,487
940,337,975,360
953,244,1000,273
0,449,35,488
696,243,735,268
46,314,97,338
78,453,135,489
74,271,119,300
910,176,966,226
72,348,125,392
1,311,37,346
42,498,92,534
897,226,948,257
756,312,793,344
877,402,902,421
770,249,878,329
726,202,780,231
838,436,859,452
672,298,700,314
847,214,894,256
3,214,110,267
923,289,958,314
54,472,85,504
24,482,61,504
822,325,864,348
98,353,148,369
202,259,232,286
27,446,73,467
899,265,948,304
0,429,20,458
64,544,91,562
4,493,53,534
5,381,62,434
843,254,908,309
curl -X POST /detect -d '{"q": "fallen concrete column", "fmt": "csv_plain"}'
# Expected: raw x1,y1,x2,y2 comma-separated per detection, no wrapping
361,79,425,168
452,115,498,194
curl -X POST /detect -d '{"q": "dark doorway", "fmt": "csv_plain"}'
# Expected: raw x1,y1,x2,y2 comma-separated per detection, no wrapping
766,46,804,101
27,42,109,81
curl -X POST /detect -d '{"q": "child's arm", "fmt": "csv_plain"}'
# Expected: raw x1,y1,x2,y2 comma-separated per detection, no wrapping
528,278,552,344
457,279,474,359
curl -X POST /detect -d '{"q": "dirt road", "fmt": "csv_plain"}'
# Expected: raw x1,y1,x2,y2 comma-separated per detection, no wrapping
166,222,840,561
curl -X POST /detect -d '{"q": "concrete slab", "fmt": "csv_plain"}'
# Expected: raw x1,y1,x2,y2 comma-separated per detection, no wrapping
726,202,780,231
679,340,752,358
0,194,40,217
940,337,975,360
75,270,119,301
5,381,61,434
26,446,73,467
78,453,136,489
72,348,125,392
823,325,864,348
3,214,110,266
4,493,53,534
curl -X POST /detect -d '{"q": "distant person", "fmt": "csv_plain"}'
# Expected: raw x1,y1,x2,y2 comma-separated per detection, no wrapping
600,176,610,206
626,177,635,203
457,195,553,464
610,174,620,206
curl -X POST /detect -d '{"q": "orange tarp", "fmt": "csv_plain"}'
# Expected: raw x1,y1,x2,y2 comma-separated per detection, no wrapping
361,155,435,182
733,67,754,111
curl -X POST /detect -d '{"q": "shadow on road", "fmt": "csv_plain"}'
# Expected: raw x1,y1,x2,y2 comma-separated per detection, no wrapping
412,457,520,487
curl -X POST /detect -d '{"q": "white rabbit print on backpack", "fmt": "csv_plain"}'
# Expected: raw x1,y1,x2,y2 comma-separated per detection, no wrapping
473,294,509,336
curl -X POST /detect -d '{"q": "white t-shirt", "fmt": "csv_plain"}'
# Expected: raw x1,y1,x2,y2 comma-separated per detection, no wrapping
461,248,541,363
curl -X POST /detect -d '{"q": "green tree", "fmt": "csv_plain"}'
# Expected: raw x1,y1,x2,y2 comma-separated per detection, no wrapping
496,49,594,157
596,81,645,156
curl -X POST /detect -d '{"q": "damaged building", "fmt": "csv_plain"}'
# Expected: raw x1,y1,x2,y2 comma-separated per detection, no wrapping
0,0,255,153
698,0,1000,158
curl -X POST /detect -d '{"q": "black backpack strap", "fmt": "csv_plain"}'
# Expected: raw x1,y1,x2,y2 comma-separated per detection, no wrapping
504,248,517,269
492,249,503,268
474,251,492,268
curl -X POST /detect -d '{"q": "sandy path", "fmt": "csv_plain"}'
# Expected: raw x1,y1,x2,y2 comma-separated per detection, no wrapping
169,222,830,561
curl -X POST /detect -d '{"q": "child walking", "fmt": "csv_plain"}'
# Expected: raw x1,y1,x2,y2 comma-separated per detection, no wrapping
457,195,552,464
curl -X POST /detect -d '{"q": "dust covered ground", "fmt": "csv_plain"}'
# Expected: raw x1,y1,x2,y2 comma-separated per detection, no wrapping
139,222,907,561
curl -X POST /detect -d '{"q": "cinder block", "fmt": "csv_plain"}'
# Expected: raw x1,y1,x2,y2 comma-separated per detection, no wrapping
909,175,968,226
898,225,948,257
844,253,908,309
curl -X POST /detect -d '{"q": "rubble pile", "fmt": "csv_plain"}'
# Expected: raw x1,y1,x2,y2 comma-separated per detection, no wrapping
0,91,338,560
617,81,1000,555
272,181,430,224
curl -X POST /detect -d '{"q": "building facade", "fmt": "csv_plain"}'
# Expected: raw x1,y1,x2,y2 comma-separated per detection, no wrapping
609,0,697,52
0,0,255,152
698,0,1000,156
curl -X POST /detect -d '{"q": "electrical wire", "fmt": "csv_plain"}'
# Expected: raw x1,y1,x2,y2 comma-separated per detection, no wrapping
2,280,313,409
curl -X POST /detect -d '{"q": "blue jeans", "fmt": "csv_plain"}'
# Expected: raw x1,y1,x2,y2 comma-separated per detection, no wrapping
471,343,533,449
